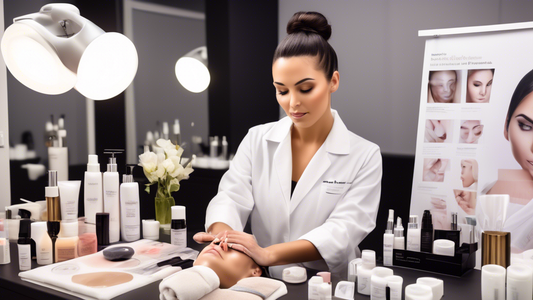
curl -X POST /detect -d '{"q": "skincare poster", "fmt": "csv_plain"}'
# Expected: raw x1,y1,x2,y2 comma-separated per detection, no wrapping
410,23,533,253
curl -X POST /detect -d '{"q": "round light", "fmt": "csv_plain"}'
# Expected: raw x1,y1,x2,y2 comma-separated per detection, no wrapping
76,32,138,100
175,57,210,93
1,22,76,94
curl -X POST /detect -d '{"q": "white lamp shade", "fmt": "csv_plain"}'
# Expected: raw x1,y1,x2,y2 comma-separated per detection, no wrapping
76,33,138,100
1,22,76,95
175,49,210,93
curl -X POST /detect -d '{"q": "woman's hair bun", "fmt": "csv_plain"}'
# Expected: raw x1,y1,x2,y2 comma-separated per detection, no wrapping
286,11,331,41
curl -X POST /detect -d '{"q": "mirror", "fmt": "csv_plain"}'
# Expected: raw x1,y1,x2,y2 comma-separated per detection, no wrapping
124,0,208,164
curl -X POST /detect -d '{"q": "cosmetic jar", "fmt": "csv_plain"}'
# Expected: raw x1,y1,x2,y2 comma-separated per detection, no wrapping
348,258,362,283
357,250,376,295
416,277,443,300
404,284,433,300
370,267,393,300
142,220,160,240
482,231,510,268
386,275,403,300
433,239,455,257
281,266,306,284
308,276,324,300
506,265,533,300
334,281,355,300
481,264,506,300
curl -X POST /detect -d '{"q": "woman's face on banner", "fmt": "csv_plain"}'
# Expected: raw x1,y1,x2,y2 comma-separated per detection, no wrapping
467,70,493,103
429,71,457,103
507,92,533,179
460,120,483,144
461,160,475,187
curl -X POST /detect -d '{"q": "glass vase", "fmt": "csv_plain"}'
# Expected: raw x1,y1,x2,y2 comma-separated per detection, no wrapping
154,195,175,227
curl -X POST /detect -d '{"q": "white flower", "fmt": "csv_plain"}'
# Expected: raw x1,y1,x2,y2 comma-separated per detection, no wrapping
157,139,179,157
162,158,176,174
139,152,158,173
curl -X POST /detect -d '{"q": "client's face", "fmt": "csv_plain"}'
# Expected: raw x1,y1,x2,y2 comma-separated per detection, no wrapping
193,242,261,288
506,92,533,179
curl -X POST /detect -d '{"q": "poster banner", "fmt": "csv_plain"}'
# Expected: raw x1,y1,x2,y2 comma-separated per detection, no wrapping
410,23,533,253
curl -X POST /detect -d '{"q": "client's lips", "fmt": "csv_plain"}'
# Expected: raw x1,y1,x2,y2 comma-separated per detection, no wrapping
291,112,307,119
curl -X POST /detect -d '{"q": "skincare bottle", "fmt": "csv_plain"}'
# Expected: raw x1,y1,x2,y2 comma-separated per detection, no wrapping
393,217,405,250
144,131,154,153
103,150,122,243
120,165,140,242
173,119,181,147
162,122,169,140
84,154,103,225
77,217,97,256
221,136,228,160
18,219,32,271
45,120,54,148
308,276,324,300
357,249,376,295
48,145,69,181
406,215,420,252
210,136,218,159
46,170,61,263
6,209,20,242
319,282,332,300
171,206,186,249
0,213,10,264
383,209,394,266
58,181,81,223
433,212,461,249
55,222,79,262
31,222,52,265
420,210,433,253
96,213,110,250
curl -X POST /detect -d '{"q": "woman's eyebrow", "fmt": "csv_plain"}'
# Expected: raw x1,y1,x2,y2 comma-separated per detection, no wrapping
274,78,314,86
516,114,533,123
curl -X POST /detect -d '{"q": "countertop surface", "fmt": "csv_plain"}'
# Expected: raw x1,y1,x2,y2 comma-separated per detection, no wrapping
0,231,481,300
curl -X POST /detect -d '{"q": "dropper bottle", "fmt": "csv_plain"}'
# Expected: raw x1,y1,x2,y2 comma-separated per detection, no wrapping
383,209,394,266
46,170,61,263
393,217,405,250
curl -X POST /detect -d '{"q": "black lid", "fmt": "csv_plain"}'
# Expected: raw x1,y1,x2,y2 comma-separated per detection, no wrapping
18,209,31,219
96,213,110,245
18,219,32,244
6,209,11,219
422,210,433,229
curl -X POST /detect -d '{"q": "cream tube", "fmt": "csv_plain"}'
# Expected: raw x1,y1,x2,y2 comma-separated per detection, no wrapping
481,264,506,300
506,265,533,300
58,181,81,223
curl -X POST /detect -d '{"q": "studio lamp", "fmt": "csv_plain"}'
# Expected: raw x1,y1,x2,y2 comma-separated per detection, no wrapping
0,3,138,100
175,46,210,93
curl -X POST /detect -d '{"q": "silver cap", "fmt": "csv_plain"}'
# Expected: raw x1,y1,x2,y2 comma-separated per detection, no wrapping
48,170,58,187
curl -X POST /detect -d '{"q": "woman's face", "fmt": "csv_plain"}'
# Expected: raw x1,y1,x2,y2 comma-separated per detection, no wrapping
506,92,533,179
461,160,475,187
429,71,457,103
193,242,260,288
272,56,338,129
460,120,483,144
467,70,493,103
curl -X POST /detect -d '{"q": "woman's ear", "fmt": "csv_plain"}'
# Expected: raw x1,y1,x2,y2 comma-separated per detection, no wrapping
504,117,509,141
330,71,339,93
251,266,262,277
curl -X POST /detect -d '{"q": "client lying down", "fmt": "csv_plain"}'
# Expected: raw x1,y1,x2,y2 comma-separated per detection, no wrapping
159,238,287,300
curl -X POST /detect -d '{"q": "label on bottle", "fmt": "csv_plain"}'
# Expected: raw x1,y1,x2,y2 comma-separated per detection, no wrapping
358,275,369,294
19,245,31,270
383,243,393,266
420,231,433,252
38,248,52,264
171,228,187,249
57,247,77,262
390,287,401,300
371,285,386,300
308,284,321,300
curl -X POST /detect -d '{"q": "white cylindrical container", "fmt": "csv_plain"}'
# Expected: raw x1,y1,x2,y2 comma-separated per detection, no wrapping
394,217,405,250
48,147,69,181
405,284,433,300
386,275,403,300
358,250,376,295
58,181,81,223
481,264,506,300
406,215,420,252
506,265,533,300
371,267,394,300
433,239,455,257
31,222,52,265
103,156,120,243
120,166,140,242
142,220,160,240
171,206,187,249
84,155,103,224
308,276,324,300
416,277,444,300
348,258,362,283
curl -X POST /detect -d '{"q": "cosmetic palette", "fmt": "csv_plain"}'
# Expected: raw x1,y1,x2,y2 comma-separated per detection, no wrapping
19,239,198,300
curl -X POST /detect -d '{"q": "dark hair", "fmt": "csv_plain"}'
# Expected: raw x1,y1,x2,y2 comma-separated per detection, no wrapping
506,69,533,130
467,68,495,77
428,70,457,81
273,12,338,81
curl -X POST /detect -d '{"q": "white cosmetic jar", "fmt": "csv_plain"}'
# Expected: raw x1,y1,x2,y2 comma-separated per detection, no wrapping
405,284,433,300
416,277,443,300
481,264,506,300
432,239,455,257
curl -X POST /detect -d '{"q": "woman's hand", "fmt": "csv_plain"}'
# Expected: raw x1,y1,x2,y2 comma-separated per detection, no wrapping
218,230,273,266
192,232,216,244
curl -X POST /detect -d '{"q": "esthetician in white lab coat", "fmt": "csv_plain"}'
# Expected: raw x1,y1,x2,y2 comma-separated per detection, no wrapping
194,11,382,278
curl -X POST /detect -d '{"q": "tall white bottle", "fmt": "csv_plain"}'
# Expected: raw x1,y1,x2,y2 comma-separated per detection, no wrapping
120,165,140,242
406,215,421,252
383,209,394,266
103,151,121,243
84,155,103,224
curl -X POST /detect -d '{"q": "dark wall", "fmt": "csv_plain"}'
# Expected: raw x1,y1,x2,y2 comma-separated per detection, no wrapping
206,0,279,153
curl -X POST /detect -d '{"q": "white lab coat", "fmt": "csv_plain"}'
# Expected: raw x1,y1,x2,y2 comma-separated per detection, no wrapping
205,110,382,278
